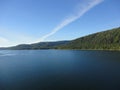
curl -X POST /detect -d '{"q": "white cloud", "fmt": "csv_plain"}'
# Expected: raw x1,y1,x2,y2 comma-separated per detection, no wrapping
0,27,36,46
0,0,104,46
0,37,10,47
36,0,104,42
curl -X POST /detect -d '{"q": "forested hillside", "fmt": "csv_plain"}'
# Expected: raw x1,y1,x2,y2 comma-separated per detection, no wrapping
58,27,120,50
1,27,120,50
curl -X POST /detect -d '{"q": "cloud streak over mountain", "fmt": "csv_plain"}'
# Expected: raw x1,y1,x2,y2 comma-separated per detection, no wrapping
38,0,104,42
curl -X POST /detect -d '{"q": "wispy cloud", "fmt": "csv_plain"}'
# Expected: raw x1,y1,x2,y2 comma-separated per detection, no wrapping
0,27,36,47
0,37,10,47
0,0,104,47
36,0,104,42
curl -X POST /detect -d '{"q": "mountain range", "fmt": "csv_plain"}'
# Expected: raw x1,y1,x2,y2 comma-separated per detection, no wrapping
0,27,120,50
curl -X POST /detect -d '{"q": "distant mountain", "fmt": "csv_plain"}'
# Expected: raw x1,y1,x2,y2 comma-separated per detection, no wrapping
6,41,69,50
0,27,120,50
58,27,120,50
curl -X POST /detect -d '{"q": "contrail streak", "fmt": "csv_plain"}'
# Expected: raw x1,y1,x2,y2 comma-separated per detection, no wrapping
36,0,104,42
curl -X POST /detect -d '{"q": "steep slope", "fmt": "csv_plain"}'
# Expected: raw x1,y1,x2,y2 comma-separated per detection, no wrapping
58,27,120,50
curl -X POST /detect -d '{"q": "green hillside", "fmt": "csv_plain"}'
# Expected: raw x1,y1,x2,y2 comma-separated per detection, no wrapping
58,27,120,50
0,27,120,50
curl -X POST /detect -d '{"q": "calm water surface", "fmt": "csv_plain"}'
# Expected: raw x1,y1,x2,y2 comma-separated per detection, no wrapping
0,50,120,90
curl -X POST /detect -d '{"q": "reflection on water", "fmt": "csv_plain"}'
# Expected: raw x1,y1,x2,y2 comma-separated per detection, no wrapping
0,51,16,56
0,50,120,90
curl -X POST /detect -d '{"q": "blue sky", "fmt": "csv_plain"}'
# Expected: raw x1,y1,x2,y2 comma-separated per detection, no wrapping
0,0,120,47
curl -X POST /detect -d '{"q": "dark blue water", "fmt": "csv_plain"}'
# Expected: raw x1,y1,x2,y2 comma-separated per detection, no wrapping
0,50,120,90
